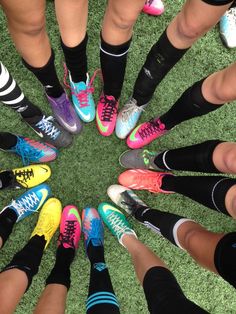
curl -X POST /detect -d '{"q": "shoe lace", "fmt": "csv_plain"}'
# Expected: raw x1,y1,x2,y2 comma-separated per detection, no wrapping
146,0,154,6
121,100,145,123
11,192,40,219
36,116,60,140
138,119,165,140
101,96,117,122
141,173,163,192
141,149,156,166
14,168,34,184
58,220,77,249
84,218,102,246
107,212,129,238
15,137,43,166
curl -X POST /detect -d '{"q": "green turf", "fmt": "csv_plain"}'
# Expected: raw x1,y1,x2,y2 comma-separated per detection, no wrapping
0,0,236,313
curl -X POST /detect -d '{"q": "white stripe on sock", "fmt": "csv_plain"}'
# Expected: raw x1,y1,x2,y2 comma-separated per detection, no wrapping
173,218,194,250
162,151,172,170
0,63,10,89
0,79,16,96
211,178,228,213
3,92,24,105
100,46,129,57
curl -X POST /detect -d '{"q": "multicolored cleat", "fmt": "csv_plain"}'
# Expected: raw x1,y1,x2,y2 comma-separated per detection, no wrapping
115,98,147,139
1,183,51,222
219,6,236,49
107,184,148,216
119,149,163,170
143,0,164,16
82,207,104,253
46,91,82,134
69,74,95,123
31,198,62,249
96,94,118,136
1,135,58,165
127,118,168,149
98,202,137,246
118,169,173,194
58,205,81,249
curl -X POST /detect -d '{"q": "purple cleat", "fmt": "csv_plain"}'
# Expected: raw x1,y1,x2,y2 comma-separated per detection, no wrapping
46,92,83,134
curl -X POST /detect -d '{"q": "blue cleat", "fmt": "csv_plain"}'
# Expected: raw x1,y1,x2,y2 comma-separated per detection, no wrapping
220,6,236,48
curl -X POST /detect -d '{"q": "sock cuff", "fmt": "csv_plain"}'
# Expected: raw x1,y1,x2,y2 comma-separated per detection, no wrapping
22,49,55,72
61,33,88,52
46,271,71,290
100,34,132,57
172,218,195,250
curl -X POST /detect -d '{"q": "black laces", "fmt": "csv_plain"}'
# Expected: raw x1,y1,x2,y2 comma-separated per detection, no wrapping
14,168,34,183
58,220,76,249
101,96,117,122
138,119,162,140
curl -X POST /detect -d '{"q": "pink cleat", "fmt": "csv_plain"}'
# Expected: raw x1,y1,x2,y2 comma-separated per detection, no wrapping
58,205,81,249
127,118,168,149
96,94,118,136
143,0,164,16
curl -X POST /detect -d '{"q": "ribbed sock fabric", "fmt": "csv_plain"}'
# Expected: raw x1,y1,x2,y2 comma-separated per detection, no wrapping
2,235,46,290
0,132,17,149
46,245,75,290
0,207,17,246
100,35,131,100
133,29,189,106
154,140,222,173
0,62,42,119
159,79,223,130
22,50,64,98
86,242,120,314
61,33,88,83
161,175,236,216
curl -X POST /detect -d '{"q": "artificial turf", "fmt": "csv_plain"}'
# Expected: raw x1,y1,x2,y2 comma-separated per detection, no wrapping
0,0,236,313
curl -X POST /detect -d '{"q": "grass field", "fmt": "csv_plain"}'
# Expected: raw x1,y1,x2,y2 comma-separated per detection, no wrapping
0,0,236,313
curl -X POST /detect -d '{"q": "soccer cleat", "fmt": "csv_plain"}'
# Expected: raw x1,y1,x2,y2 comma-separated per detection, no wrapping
12,164,51,188
69,74,95,123
143,0,164,16
115,98,147,139
127,118,168,149
24,115,72,148
1,135,58,165
58,205,81,249
118,169,174,194
119,149,163,170
96,94,118,136
98,202,137,246
46,91,82,134
82,207,104,254
107,184,148,216
31,198,62,249
1,183,51,222
220,7,236,48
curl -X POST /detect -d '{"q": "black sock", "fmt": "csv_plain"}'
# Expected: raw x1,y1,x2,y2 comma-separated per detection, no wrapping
0,171,15,190
160,79,223,130
22,50,64,98
61,34,88,83
133,207,187,247
86,242,120,314
46,245,75,290
100,35,131,100
133,30,189,106
155,140,222,173
2,235,46,290
0,207,17,246
0,132,17,149
0,62,43,119
161,175,236,216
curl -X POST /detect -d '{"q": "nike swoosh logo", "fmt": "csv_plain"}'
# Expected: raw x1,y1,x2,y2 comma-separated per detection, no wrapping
96,111,109,133
76,108,91,121
59,118,77,132
34,129,44,138
129,126,140,142
37,188,50,210
101,203,120,213
41,166,49,173
68,208,81,221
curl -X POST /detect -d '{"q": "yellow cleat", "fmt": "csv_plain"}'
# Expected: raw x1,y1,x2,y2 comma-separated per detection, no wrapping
12,164,51,188
31,198,62,249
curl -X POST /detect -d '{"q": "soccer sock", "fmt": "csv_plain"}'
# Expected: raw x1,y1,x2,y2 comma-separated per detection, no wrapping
161,175,236,216
133,30,189,106
159,78,223,130
22,50,64,98
100,35,131,100
46,245,75,290
0,62,43,119
154,140,222,173
0,171,14,190
133,206,191,248
61,34,88,83
2,235,46,289
0,132,17,149
86,242,120,314
0,207,17,247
